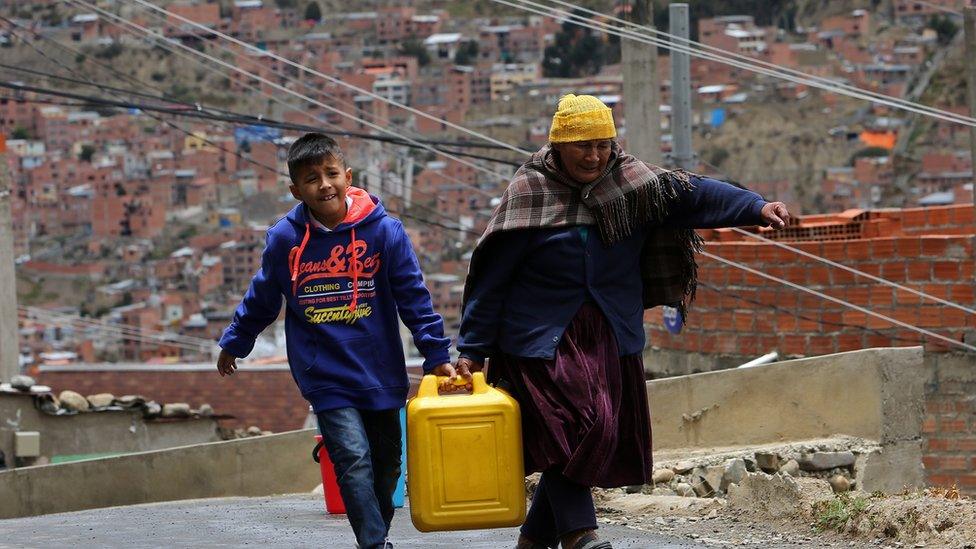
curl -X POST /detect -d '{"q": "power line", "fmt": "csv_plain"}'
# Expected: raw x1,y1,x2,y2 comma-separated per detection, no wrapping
44,2,976,351
727,226,976,315
695,281,927,346
700,250,976,352
0,79,519,167
546,0,966,120
20,305,212,347
104,3,518,157
0,21,283,178
0,39,491,235
68,0,519,186
19,308,214,354
125,0,531,155
0,84,481,235
53,2,507,223
0,45,480,246
495,0,976,128
4,19,486,352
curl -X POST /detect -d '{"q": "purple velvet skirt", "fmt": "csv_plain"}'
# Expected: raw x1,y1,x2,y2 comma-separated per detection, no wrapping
487,303,653,488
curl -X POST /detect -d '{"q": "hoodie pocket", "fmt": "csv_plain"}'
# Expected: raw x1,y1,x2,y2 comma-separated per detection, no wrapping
296,335,385,393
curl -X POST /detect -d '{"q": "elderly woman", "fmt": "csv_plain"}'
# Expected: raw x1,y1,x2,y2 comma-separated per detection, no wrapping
435,94,789,549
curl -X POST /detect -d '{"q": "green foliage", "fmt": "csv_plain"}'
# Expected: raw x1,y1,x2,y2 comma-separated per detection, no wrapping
167,83,193,103
178,225,199,240
74,53,86,65
454,41,479,66
79,144,96,163
400,39,430,67
11,127,30,140
928,15,958,46
814,494,869,532
94,41,123,60
652,0,794,40
275,0,298,7
304,1,322,22
849,146,890,165
543,9,608,78
707,147,730,167
45,5,63,27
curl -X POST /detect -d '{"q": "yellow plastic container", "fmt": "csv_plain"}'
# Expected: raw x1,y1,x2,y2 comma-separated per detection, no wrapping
406,372,525,532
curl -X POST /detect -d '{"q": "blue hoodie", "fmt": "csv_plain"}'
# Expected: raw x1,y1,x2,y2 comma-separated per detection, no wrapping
219,187,451,412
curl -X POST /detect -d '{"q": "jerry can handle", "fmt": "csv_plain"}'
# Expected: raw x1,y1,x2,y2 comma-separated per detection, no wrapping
311,439,323,463
417,371,489,398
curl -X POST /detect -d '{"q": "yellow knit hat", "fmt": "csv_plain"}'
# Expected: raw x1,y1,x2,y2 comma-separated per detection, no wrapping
548,94,617,143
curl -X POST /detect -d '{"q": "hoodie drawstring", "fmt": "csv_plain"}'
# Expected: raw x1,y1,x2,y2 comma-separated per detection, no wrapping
290,222,311,293
348,227,359,312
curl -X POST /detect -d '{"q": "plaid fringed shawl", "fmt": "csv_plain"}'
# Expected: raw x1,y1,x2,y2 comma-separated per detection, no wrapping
466,142,704,319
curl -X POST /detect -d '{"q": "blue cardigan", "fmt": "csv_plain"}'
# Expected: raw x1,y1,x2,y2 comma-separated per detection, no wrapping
457,176,766,362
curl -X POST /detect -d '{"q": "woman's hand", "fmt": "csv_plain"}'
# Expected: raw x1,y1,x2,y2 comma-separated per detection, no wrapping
429,358,483,392
760,202,791,229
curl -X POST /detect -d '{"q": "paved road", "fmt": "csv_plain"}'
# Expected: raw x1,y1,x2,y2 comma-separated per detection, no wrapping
0,494,701,548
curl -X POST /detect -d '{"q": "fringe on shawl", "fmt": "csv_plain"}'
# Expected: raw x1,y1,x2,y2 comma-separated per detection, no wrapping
591,168,691,245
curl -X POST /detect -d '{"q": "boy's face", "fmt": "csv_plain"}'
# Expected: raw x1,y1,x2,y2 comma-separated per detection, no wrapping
289,155,352,227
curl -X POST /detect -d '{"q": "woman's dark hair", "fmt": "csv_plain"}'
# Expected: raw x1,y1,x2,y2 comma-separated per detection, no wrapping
286,133,346,183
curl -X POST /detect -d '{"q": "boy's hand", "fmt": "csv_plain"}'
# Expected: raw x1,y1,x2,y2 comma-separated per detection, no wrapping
430,358,481,392
430,362,467,392
216,349,238,377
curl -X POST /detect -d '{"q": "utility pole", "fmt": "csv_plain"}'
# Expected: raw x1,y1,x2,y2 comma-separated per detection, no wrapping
964,7,976,209
669,3,694,170
621,0,662,164
0,133,20,382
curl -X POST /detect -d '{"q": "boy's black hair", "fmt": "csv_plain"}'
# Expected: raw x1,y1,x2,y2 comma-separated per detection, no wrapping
286,133,346,184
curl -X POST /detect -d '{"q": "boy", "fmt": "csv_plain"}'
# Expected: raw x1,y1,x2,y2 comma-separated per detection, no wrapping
216,133,451,549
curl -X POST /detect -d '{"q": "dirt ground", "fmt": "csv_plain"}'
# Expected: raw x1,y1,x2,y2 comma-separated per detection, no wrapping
595,488,976,548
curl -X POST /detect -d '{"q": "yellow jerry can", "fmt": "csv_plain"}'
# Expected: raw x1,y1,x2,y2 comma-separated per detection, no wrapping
407,372,525,532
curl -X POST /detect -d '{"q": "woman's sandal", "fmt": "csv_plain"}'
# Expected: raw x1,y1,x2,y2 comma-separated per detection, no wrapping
570,531,613,549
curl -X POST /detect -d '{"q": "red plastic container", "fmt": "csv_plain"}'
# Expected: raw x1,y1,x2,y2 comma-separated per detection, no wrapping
313,435,346,514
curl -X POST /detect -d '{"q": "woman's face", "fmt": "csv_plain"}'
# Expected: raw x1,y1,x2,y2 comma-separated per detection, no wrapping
554,139,613,184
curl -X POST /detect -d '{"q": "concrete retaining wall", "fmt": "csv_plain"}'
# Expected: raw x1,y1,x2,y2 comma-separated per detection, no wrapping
0,429,321,519
648,347,925,492
648,347,923,449
0,393,221,467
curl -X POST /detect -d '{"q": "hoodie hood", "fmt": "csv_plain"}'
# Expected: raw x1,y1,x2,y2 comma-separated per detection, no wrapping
286,187,386,311
286,186,383,231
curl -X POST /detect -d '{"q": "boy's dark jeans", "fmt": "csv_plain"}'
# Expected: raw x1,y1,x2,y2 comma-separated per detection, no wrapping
316,407,401,549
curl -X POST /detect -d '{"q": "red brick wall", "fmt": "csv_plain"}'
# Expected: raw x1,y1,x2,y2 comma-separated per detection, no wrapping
37,368,309,433
645,205,976,493
648,235,975,357
648,206,976,358
923,355,976,493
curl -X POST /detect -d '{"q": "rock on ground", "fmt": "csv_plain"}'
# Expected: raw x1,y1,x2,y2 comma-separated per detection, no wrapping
162,403,191,418
727,472,833,518
828,475,851,493
798,451,855,471
779,459,800,476
87,393,115,408
58,390,90,412
652,468,674,485
10,375,35,391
